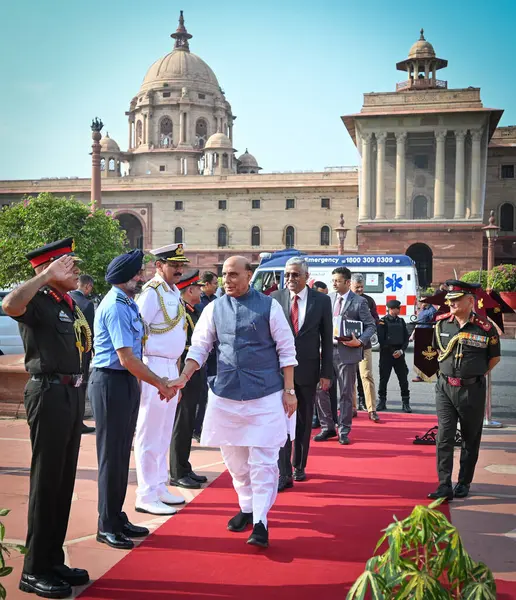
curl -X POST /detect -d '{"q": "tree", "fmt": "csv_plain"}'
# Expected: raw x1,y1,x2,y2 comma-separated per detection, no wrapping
0,193,128,295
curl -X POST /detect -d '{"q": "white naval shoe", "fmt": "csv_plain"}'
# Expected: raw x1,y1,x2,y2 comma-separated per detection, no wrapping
135,499,178,515
159,489,186,506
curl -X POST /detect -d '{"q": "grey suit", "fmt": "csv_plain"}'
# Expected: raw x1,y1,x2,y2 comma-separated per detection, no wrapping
316,290,376,437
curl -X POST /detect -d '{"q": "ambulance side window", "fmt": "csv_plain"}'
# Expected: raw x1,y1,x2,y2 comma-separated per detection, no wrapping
363,272,384,294
252,271,278,293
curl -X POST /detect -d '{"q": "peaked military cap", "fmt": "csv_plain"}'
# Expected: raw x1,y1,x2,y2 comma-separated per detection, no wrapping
177,269,203,291
386,299,401,309
444,280,480,300
151,243,190,263
26,237,81,268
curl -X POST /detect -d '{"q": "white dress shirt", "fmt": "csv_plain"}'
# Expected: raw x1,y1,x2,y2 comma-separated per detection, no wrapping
333,290,350,315
290,285,308,331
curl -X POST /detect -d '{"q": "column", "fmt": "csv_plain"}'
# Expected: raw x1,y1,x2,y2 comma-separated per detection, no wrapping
359,133,372,220
128,120,132,150
375,132,387,219
470,128,483,218
179,112,184,143
143,114,147,144
454,130,466,218
433,130,447,218
395,132,407,219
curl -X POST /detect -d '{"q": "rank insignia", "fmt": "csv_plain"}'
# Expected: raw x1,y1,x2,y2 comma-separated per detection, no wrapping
490,336,499,345
477,298,484,309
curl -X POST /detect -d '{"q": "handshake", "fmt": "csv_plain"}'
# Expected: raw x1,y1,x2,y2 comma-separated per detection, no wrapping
157,374,188,402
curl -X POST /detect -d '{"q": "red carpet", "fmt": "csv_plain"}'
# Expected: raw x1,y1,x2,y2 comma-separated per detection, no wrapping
79,413,516,599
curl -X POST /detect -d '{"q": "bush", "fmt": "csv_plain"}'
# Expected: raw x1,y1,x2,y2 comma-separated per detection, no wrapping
461,265,516,292
461,270,488,289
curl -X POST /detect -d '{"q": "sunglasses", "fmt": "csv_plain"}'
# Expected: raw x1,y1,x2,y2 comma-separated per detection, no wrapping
284,272,302,279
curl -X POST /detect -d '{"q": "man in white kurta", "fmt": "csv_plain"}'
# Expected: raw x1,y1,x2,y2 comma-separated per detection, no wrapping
134,243,189,515
169,256,297,548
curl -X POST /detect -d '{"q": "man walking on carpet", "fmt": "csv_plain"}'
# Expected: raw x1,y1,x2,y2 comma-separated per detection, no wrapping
168,255,297,548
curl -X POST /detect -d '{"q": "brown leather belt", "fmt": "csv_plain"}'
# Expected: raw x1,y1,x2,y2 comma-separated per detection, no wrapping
31,373,84,387
440,374,481,387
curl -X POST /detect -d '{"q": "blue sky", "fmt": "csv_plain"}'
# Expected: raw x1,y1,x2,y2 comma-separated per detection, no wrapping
1,0,515,180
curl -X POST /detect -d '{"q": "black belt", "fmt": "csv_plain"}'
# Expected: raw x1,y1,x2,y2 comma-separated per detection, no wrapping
440,374,482,387
94,367,131,375
31,373,84,387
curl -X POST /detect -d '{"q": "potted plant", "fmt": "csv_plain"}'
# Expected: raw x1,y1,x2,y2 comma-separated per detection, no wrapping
1,508,26,599
347,500,496,599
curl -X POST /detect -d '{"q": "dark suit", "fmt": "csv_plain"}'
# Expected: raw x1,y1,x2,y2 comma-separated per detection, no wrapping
272,287,333,475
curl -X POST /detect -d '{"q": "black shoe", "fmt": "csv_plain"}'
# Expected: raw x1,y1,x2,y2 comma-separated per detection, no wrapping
171,475,201,489
227,511,253,532
339,434,350,445
369,411,380,422
376,400,387,411
293,468,306,482
402,402,412,413
454,482,470,498
352,408,358,418
311,419,320,429
19,573,72,599
427,485,454,501
96,531,135,549
313,429,337,442
247,521,269,548
52,564,90,586
122,522,149,538
358,399,367,411
278,475,293,492
81,423,95,434
188,471,208,484
192,432,201,443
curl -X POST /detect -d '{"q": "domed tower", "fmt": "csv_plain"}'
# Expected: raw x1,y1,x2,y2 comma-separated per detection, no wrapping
202,133,236,176
395,29,448,91
99,133,122,178
126,11,235,176
237,149,262,174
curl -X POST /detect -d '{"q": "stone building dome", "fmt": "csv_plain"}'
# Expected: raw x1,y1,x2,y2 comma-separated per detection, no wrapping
237,149,258,167
205,132,234,150
100,133,120,153
408,29,436,59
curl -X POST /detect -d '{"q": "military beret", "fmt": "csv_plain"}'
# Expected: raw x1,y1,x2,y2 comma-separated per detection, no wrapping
445,279,480,300
105,249,144,284
386,299,401,309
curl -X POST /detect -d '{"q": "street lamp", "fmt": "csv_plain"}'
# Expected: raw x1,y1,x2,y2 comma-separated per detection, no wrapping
335,213,349,255
482,209,502,429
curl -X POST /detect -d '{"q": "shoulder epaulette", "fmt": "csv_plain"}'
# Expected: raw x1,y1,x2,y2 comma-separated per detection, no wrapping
116,296,131,306
143,279,169,293
436,312,452,321
472,314,491,332
41,287,61,304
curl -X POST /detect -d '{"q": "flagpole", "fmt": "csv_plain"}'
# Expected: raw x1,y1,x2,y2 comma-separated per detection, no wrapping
483,373,503,429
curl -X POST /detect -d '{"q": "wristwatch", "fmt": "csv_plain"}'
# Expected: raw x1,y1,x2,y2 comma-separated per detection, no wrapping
284,388,295,395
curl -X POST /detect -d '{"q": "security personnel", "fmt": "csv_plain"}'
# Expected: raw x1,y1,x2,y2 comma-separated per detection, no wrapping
89,250,176,550
2,238,91,598
134,243,189,515
428,280,501,501
169,269,209,489
377,299,411,413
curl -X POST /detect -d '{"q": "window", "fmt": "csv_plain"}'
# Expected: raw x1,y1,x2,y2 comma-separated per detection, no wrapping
218,200,227,210
195,118,208,149
159,165,166,172
218,226,228,247
163,92,171,98
361,272,385,294
198,93,206,100
136,121,143,146
285,226,295,248
222,153,229,168
286,198,295,210
159,117,173,148
175,201,183,211
252,199,261,209
251,226,261,246
108,158,116,171
320,226,330,246
163,83,169,87
500,203,515,232
321,198,330,209
100,158,106,171
174,227,183,243
413,195,429,219
414,155,429,169
501,165,515,179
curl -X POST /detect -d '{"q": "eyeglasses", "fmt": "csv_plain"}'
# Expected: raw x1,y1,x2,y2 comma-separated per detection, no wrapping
284,273,301,279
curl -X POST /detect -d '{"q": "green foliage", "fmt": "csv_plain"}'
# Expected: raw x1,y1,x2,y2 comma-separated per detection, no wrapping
461,271,488,289
347,500,496,600
0,509,27,599
420,287,435,297
461,265,516,292
0,193,128,296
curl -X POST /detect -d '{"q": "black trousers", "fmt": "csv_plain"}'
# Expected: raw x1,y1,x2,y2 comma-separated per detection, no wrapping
278,382,317,476
435,375,486,487
170,367,206,480
89,368,140,533
23,378,84,574
378,349,410,401
194,376,208,437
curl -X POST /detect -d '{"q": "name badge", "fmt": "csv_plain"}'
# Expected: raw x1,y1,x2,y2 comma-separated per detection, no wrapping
440,333,450,338
58,310,73,323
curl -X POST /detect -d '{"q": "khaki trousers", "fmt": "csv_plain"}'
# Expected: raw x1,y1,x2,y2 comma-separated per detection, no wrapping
353,348,376,412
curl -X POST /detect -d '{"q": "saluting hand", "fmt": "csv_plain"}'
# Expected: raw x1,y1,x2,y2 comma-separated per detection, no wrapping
283,392,297,418
42,255,76,285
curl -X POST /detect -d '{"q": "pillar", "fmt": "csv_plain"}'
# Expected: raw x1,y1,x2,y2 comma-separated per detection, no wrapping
433,130,447,219
359,133,372,220
375,132,387,219
395,132,407,219
454,130,466,219
90,118,103,209
470,128,483,218
128,120,132,150
179,112,185,143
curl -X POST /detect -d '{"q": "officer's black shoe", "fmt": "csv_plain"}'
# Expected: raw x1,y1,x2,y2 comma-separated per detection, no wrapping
81,423,95,434
402,402,412,414
293,468,306,482
454,483,470,498
278,475,294,492
227,510,253,532
339,434,350,445
122,522,149,537
376,400,387,411
352,408,358,418
192,432,201,443
369,411,380,423
171,475,201,489
427,485,454,501
358,398,367,411
188,470,208,484
19,573,72,599
52,564,90,586
313,429,337,441
96,531,134,549
247,521,269,548
311,417,320,429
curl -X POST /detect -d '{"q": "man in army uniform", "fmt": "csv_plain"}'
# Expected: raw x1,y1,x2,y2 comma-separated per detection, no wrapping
3,238,91,598
377,299,411,413
169,270,209,489
428,280,501,501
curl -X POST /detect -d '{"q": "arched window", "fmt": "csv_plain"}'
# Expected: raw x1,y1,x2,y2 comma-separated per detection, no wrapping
159,117,173,148
413,195,429,219
108,158,116,171
218,225,228,248
251,226,260,246
100,158,106,171
500,203,515,232
406,243,433,288
195,118,208,149
116,213,144,250
222,153,229,168
285,226,295,248
174,227,183,243
136,121,143,147
320,225,330,246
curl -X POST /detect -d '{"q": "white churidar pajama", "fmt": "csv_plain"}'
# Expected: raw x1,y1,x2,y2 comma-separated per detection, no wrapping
187,297,297,528
134,275,186,504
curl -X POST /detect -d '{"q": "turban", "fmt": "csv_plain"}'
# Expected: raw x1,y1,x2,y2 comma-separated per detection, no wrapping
105,250,144,284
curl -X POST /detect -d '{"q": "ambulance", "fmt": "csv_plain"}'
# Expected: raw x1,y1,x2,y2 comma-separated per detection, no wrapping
251,249,419,322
